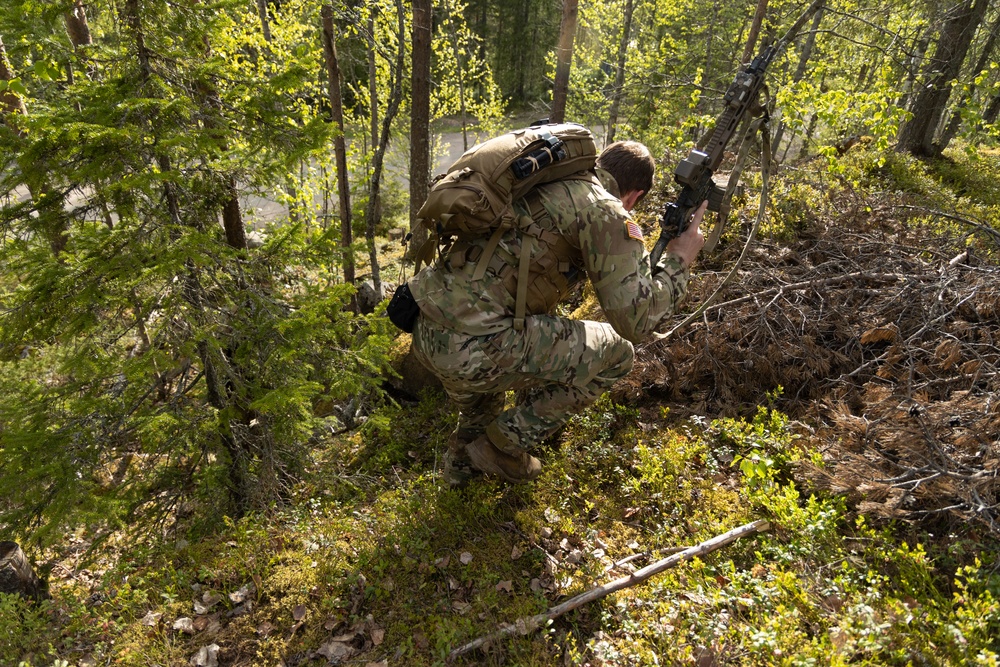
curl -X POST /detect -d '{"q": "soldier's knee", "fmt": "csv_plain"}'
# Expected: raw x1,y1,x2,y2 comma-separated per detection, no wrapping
606,337,634,378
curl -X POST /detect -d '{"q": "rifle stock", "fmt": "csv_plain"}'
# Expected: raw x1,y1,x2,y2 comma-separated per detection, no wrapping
650,0,824,269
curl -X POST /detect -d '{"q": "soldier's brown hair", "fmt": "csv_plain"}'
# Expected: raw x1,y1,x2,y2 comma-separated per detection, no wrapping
596,141,655,197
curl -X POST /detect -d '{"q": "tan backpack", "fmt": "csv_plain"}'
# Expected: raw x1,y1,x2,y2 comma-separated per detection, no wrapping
412,123,598,266
411,123,598,331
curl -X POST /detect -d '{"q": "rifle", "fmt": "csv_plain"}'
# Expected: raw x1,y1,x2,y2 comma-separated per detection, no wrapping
649,0,825,269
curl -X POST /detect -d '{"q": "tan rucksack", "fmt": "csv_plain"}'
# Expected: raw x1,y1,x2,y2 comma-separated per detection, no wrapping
412,123,598,268
410,123,598,331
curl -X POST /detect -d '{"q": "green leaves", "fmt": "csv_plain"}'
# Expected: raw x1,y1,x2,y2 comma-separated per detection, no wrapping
0,76,27,96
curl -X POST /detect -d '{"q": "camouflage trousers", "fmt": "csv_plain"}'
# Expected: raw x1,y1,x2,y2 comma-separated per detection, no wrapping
411,314,634,455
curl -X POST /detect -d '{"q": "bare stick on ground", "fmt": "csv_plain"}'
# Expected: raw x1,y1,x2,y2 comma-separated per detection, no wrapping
448,519,770,661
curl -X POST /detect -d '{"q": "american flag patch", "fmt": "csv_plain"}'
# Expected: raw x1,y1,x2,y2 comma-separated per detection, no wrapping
625,220,644,241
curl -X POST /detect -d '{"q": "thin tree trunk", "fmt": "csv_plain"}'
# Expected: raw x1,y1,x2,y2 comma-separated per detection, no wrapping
550,0,578,123
367,0,408,296
740,0,769,64
445,0,470,151
937,10,1000,151
366,9,382,231
256,0,272,42
0,35,27,119
407,0,432,260
771,7,823,159
983,92,1000,126
606,0,634,145
896,0,990,157
64,0,92,44
321,4,355,289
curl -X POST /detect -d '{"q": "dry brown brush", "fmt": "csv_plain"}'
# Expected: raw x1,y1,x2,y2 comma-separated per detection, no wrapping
621,191,1000,533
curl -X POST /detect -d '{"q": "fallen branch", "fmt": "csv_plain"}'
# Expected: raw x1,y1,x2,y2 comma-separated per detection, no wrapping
448,519,770,661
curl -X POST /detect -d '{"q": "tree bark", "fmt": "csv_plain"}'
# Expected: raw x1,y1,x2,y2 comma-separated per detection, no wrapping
409,0,432,222
896,0,991,157
606,0,634,145
445,0,470,151
64,0,93,49
321,5,355,289
0,542,47,601
937,10,1000,151
366,9,382,228
0,35,27,119
367,0,408,296
550,0,578,123
407,0,432,260
256,0,272,42
740,0,769,65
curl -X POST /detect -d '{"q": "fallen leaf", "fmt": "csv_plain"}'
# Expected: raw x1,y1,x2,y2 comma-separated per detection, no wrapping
226,601,253,618
256,621,274,637
540,527,553,539
370,626,385,646
141,611,162,626
452,601,471,614
292,604,306,621
229,584,254,604
496,580,513,593
316,640,355,662
191,643,220,667
559,538,571,551
434,555,450,568
193,615,221,634
511,546,523,560
173,617,195,634
448,576,461,590
459,552,473,565
566,549,583,565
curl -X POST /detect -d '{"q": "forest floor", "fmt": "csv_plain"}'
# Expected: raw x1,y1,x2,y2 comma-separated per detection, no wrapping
5,143,1000,667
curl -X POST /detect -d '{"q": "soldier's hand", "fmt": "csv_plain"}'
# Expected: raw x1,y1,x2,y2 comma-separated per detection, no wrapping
666,201,707,268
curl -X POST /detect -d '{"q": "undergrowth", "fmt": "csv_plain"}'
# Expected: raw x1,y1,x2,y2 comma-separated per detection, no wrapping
5,392,999,667
5,144,1000,667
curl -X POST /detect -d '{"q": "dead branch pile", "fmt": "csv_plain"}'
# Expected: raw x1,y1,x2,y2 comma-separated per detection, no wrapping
620,201,1000,533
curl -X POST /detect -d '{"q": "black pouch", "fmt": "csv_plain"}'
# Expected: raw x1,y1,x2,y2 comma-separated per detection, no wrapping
386,282,420,333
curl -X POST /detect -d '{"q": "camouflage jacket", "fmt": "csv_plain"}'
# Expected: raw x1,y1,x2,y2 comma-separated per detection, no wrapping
409,168,690,343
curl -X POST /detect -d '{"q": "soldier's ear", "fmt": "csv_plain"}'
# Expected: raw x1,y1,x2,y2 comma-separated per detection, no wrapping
621,190,645,212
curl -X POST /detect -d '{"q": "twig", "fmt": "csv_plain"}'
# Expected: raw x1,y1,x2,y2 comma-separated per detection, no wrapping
447,520,770,661
884,205,1000,247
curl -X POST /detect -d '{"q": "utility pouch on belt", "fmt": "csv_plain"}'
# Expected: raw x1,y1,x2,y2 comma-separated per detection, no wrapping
386,282,420,333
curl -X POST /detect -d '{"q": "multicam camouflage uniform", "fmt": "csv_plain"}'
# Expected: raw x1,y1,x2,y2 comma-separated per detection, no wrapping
409,168,690,458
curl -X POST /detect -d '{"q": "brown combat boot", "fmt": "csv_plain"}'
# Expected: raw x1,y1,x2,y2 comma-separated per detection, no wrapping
442,429,482,488
465,435,542,484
